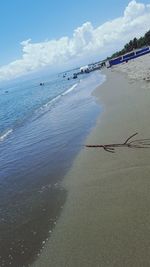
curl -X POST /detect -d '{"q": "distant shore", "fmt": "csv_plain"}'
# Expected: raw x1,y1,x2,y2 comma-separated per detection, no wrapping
32,53,150,267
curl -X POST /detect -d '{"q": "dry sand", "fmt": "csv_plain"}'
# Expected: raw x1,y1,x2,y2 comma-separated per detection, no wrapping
32,55,150,267
113,52,150,82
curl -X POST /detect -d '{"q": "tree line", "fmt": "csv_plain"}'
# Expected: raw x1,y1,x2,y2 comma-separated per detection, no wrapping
108,29,150,59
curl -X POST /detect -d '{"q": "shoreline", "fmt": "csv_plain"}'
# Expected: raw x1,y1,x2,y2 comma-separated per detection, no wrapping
0,71,104,267
33,63,150,266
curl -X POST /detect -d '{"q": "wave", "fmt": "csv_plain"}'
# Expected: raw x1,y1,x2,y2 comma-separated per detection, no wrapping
0,82,79,142
62,83,78,96
0,129,13,142
32,83,78,124
39,83,78,112
43,94,62,109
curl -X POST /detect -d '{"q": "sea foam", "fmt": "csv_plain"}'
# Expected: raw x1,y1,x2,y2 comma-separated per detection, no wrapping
62,83,78,96
0,129,13,142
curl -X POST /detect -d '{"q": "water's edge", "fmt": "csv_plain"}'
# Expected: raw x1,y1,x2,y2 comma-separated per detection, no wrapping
0,71,105,267
30,72,106,266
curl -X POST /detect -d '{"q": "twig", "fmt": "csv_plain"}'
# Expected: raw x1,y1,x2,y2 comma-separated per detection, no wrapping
123,132,138,144
85,133,150,153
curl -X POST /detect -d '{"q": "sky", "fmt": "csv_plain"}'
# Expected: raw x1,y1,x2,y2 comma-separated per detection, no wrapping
0,0,150,81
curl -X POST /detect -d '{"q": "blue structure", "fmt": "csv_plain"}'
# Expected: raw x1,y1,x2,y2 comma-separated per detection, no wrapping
108,46,150,67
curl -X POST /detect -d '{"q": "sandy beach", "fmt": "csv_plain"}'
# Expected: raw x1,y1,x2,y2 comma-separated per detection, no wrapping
32,53,150,267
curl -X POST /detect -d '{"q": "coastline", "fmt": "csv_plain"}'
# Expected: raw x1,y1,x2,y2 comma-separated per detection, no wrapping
33,64,150,266
0,71,104,267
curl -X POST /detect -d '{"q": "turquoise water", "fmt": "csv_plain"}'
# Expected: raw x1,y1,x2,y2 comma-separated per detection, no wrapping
0,70,79,141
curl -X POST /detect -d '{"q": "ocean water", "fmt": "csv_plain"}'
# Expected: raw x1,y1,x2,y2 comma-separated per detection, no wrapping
0,71,79,141
0,70,105,266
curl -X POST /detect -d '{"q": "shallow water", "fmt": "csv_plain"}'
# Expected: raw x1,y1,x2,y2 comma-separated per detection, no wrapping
0,70,104,266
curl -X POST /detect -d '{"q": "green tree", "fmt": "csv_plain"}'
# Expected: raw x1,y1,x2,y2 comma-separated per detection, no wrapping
145,30,150,45
133,38,138,49
137,37,145,48
108,29,150,60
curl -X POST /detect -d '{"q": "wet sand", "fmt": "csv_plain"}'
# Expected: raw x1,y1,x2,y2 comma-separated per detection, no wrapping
32,61,150,266
0,71,103,267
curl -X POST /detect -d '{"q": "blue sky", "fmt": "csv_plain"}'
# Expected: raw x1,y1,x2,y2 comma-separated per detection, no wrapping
0,0,150,81
0,0,148,64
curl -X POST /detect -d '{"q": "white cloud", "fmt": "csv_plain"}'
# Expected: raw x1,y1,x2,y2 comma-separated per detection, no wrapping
0,0,150,81
124,0,145,19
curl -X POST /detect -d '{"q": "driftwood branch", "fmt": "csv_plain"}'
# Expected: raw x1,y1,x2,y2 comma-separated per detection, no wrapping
85,133,150,153
123,132,138,144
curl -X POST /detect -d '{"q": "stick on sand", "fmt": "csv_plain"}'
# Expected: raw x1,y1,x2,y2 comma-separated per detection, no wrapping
86,133,150,153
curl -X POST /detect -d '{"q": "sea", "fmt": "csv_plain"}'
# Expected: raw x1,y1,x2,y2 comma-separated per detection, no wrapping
0,69,105,266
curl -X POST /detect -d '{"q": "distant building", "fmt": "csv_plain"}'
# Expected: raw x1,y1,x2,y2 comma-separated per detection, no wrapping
80,65,90,73
107,46,150,67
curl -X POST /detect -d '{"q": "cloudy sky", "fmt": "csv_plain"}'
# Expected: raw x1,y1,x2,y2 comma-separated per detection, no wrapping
0,0,150,81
